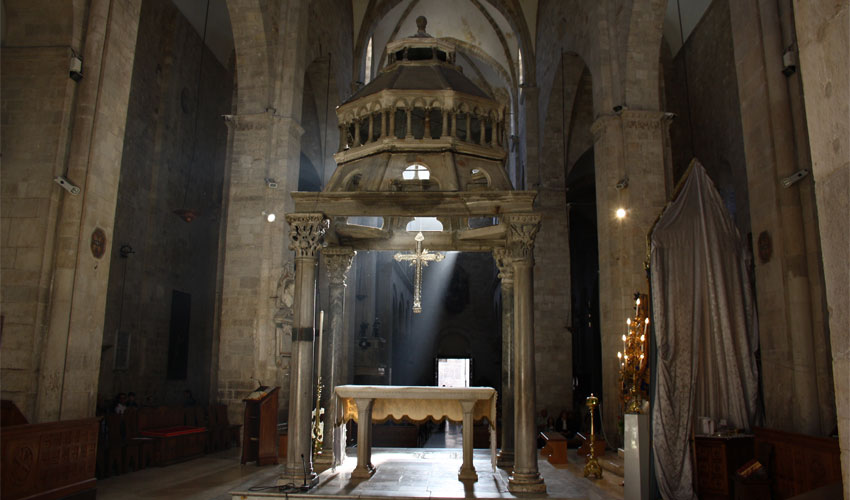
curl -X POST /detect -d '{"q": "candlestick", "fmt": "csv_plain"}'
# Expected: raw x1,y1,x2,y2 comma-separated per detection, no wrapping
317,310,324,380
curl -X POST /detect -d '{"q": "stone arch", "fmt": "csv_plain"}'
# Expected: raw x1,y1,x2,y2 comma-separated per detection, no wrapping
225,0,272,114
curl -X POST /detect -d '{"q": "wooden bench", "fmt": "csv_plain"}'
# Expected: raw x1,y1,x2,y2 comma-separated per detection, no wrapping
539,431,568,464
1,416,99,500
137,407,207,466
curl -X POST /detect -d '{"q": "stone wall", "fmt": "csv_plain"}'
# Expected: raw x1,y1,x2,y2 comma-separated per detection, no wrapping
97,0,233,408
0,45,74,420
792,1,849,494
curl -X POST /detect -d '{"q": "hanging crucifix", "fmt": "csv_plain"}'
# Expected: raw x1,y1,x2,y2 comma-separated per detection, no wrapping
394,231,445,313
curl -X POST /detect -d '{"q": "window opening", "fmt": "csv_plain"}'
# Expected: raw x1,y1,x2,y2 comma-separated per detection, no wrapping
364,37,374,84
403,163,430,180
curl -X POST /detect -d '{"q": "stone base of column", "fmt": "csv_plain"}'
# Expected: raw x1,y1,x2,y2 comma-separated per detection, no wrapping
458,464,478,482
496,450,514,468
508,471,546,493
351,463,376,479
278,467,319,488
313,451,334,473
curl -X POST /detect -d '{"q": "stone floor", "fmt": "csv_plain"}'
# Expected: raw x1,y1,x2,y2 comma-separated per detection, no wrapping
98,423,622,500
98,447,622,500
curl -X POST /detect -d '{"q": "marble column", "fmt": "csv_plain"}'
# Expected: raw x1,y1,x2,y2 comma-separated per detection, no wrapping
280,213,328,486
506,214,546,493
458,400,479,481
315,247,355,470
493,248,515,468
351,398,376,478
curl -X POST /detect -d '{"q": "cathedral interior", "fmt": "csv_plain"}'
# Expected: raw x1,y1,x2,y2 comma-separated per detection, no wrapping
0,0,847,499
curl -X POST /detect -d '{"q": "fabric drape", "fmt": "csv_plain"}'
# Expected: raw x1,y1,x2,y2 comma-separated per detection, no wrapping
650,161,760,500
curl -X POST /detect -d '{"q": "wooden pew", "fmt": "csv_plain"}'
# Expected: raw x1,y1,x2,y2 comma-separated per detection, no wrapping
539,431,568,464
1,417,99,500
753,427,841,499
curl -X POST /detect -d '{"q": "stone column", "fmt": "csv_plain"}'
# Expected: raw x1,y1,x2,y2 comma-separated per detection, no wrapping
458,400,479,481
591,110,669,443
315,247,355,470
351,397,376,478
367,113,374,143
353,118,361,146
280,213,327,486
451,111,458,138
389,108,396,138
380,110,387,138
479,116,486,144
441,108,449,138
493,248,515,468
792,1,849,493
405,107,413,139
465,113,471,142
506,214,546,494
424,108,431,138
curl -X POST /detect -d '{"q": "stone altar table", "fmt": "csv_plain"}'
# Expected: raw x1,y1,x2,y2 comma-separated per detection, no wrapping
334,385,497,481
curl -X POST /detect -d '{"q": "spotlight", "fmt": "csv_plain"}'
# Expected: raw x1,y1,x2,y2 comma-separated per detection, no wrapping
262,211,276,222
616,208,627,219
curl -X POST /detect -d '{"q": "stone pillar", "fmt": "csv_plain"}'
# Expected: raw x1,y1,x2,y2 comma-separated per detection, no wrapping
280,213,327,486
465,113,471,142
451,111,458,138
34,0,142,421
380,110,387,138
315,247,355,470
792,1,849,493
458,400,479,481
506,214,546,494
441,108,449,138
730,0,834,435
591,110,669,443
389,108,396,138
424,108,431,138
522,86,540,190
353,118,361,146
493,248,515,468
351,397,376,478
405,107,413,139
367,113,374,143
479,115,486,144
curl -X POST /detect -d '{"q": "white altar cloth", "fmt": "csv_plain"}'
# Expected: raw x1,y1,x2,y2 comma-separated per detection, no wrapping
334,385,497,481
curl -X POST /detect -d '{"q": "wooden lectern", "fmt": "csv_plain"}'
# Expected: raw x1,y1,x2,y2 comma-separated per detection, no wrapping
241,386,279,465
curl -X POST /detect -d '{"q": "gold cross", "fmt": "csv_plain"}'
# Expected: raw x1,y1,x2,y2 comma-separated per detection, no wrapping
393,231,445,313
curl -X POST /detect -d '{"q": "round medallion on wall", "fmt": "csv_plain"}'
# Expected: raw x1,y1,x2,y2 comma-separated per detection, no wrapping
91,228,107,259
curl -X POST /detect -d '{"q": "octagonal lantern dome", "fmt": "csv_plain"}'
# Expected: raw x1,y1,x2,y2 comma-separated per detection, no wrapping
326,17,512,194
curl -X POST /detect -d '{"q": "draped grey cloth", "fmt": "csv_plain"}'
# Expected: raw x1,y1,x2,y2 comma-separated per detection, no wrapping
650,161,760,500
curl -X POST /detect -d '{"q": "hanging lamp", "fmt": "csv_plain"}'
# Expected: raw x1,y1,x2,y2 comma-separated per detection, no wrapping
173,0,211,223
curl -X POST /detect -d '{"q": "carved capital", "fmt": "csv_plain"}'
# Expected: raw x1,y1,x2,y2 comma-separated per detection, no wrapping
505,214,541,262
492,247,514,281
324,247,356,285
286,213,328,258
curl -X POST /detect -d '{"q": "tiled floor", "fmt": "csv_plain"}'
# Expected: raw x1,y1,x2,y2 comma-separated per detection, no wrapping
98,446,622,500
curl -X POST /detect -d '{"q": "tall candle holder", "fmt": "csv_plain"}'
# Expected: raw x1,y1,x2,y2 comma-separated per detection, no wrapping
583,394,603,479
618,293,649,414
312,378,324,457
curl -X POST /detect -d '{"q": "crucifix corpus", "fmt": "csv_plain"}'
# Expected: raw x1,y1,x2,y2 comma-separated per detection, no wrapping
394,231,445,313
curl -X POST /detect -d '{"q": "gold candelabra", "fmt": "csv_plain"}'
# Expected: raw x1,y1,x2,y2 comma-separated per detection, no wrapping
618,293,649,414
311,377,324,458
583,394,603,479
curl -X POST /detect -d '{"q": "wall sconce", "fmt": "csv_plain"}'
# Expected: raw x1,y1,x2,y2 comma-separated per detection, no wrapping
616,208,627,220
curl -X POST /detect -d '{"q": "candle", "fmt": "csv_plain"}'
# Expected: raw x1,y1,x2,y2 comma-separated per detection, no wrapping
317,310,325,381
622,334,627,353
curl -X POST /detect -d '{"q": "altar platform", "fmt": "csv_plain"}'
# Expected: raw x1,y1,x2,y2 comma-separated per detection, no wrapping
231,447,621,500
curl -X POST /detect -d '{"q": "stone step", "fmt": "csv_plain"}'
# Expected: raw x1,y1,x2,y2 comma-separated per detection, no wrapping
599,452,624,477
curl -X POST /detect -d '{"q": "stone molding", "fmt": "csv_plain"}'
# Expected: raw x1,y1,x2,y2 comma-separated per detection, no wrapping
222,111,305,138
505,214,541,261
590,109,673,141
492,247,514,282
324,247,356,285
286,213,328,258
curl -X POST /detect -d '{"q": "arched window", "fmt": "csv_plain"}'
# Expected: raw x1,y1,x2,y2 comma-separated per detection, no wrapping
406,217,443,231
403,163,430,180
364,37,374,84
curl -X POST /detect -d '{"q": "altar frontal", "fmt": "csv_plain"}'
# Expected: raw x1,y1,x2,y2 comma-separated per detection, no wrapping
334,385,497,482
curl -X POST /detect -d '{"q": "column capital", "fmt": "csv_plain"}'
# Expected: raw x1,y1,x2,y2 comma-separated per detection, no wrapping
286,213,328,258
492,247,514,282
590,109,673,141
505,214,541,262
324,247,356,285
